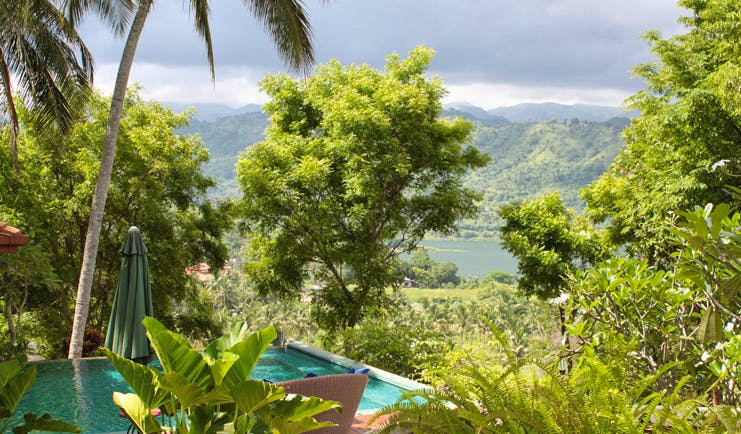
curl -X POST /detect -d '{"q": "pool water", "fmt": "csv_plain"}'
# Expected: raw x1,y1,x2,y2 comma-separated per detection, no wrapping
12,348,406,433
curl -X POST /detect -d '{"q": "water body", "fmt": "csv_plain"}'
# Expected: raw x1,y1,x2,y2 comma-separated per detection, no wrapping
418,239,518,278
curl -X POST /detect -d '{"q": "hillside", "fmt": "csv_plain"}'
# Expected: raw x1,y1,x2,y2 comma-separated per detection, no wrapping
458,117,627,238
178,104,628,236
178,112,269,198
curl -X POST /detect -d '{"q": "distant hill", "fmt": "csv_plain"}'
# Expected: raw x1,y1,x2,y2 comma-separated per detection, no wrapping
180,105,629,237
178,112,269,197
487,102,638,123
458,117,628,238
164,102,263,121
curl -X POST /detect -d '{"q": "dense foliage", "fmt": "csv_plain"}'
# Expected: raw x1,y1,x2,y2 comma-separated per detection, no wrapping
499,192,608,300
581,0,741,263
236,47,488,331
0,89,231,358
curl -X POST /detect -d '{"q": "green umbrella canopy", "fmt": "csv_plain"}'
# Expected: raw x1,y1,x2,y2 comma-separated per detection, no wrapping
104,226,154,362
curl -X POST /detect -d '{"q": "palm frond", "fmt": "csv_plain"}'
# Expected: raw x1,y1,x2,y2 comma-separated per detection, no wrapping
189,0,215,81
0,0,94,173
62,0,134,36
244,0,314,73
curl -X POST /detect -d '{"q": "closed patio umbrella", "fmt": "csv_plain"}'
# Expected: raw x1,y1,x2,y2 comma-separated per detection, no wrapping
104,226,154,362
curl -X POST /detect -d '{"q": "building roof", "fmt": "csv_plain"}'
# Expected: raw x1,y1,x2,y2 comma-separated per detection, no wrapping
0,222,30,253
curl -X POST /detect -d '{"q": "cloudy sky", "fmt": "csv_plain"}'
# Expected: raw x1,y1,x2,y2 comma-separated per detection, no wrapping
79,0,686,110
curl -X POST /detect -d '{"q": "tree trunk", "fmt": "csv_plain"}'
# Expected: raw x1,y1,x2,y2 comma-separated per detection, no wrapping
68,0,152,359
0,49,20,176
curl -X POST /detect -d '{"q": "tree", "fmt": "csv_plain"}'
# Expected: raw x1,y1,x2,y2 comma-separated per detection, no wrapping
0,89,231,357
581,0,741,263
0,0,96,175
498,192,608,341
499,192,607,300
237,47,489,331
67,0,316,358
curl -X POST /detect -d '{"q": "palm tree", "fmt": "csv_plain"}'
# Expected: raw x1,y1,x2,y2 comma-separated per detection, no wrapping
0,0,95,176
67,0,316,358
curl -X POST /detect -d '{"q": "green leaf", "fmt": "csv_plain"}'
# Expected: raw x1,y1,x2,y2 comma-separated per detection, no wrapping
719,273,741,305
0,358,23,388
0,365,35,416
203,322,249,360
158,372,208,409
203,351,239,387
142,317,193,373
143,318,214,392
101,348,170,409
187,405,231,434
231,380,285,414
259,395,342,434
698,307,722,345
10,413,80,434
223,325,276,389
709,203,730,238
113,392,163,434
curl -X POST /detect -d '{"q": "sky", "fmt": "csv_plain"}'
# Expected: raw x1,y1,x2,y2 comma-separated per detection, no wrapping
79,0,687,110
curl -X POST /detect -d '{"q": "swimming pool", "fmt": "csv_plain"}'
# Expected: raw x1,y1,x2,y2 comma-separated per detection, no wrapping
11,347,414,433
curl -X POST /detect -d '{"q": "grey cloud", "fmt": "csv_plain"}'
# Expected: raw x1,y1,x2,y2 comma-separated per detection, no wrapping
80,0,684,92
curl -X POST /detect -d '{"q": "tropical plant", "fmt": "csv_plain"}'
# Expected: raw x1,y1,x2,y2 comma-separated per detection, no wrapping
237,46,489,331
104,317,341,434
0,356,80,433
68,0,317,358
0,0,99,175
671,202,741,406
370,332,740,433
567,257,699,392
581,0,741,263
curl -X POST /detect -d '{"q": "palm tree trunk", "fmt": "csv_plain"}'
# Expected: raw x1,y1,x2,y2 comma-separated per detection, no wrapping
68,0,152,359
0,50,20,176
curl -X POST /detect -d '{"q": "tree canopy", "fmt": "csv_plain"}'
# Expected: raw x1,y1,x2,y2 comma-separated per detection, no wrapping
498,192,607,300
581,0,741,263
236,46,489,330
0,89,231,357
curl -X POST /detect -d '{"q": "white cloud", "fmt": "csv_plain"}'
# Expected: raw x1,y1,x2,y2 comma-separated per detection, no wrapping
442,81,634,109
93,63,269,107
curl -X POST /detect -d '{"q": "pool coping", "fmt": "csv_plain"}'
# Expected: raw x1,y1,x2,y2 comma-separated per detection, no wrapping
285,340,429,394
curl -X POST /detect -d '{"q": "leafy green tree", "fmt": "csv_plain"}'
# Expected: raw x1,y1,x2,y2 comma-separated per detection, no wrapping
498,192,607,300
581,0,741,263
237,47,489,331
67,0,317,358
0,0,98,175
0,89,231,357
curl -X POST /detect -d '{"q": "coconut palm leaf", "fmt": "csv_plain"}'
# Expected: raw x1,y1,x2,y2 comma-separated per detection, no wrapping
0,0,94,174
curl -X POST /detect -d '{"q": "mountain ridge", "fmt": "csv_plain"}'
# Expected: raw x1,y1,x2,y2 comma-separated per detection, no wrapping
170,100,636,123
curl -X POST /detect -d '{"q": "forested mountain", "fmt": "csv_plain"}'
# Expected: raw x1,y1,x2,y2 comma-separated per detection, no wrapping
487,102,638,122
177,104,628,237
459,117,628,237
178,112,269,197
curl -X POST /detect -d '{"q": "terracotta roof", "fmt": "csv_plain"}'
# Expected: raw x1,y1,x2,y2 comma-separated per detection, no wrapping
0,222,30,253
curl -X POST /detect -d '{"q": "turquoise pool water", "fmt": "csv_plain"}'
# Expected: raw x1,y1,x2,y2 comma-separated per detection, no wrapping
12,348,406,433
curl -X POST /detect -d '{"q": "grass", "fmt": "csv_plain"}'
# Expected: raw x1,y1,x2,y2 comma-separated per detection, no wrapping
400,286,489,301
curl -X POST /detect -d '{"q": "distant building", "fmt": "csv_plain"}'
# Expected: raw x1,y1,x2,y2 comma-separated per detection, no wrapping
401,277,419,288
185,262,231,282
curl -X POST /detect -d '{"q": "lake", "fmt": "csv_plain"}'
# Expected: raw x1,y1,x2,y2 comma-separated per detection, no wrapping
418,239,517,278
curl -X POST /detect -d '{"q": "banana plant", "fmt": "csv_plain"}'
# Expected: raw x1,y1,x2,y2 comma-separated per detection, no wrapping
103,317,341,433
0,356,80,433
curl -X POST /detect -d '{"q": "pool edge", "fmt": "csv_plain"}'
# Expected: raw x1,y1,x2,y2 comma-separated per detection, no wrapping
284,340,429,394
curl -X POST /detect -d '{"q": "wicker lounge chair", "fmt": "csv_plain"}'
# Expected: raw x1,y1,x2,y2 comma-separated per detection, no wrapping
278,373,369,434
